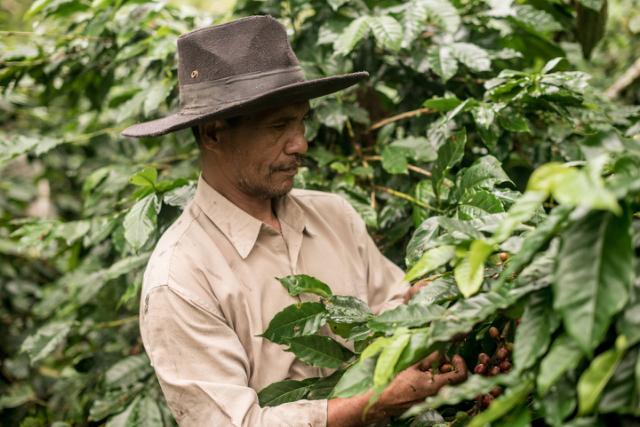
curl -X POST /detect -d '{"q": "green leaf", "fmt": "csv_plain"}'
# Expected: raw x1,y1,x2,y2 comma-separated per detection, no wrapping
577,336,628,415
105,355,152,389
497,111,530,133
382,145,409,174
261,302,327,345
528,162,621,214
427,45,458,82
404,245,455,282
451,43,491,72
391,137,437,162
104,394,161,427
123,194,161,252
106,396,139,427
89,385,144,422
493,206,571,292
258,379,313,407
325,296,372,324
513,5,563,32
21,320,74,365
553,210,634,355
429,281,546,345
423,96,462,112
374,331,411,390
306,371,345,399
331,357,376,398
513,289,558,371
409,278,460,306
25,0,54,18
368,303,446,332
76,253,150,304
578,0,604,11
491,191,546,243
541,57,565,74
368,16,403,51
454,240,495,298
142,79,172,116
467,380,533,427
136,395,163,427
432,129,466,193
459,155,511,192
617,297,640,347
420,0,461,33
0,384,35,410
403,372,520,416
286,336,353,369
537,334,584,395
129,167,157,188
539,376,577,426
278,275,333,298
334,16,370,55
163,183,196,208
598,347,639,413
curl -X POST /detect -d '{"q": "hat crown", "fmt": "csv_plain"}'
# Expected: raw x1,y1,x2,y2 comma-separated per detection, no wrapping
177,16,300,86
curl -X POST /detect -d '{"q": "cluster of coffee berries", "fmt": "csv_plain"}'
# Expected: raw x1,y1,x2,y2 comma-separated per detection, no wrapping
473,325,514,409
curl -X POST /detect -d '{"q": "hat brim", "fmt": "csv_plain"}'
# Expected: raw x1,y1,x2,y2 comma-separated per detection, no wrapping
121,71,368,138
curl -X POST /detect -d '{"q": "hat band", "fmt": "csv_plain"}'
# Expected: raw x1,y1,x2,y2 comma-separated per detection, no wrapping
179,66,305,115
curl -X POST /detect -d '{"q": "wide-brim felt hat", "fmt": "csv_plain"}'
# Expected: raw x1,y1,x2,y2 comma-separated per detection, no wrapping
122,15,369,138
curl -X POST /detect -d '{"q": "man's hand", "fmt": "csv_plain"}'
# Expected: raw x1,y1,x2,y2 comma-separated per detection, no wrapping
327,352,468,426
403,279,430,304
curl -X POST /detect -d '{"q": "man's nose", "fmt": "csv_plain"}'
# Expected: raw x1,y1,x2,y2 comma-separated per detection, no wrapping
284,126,308,155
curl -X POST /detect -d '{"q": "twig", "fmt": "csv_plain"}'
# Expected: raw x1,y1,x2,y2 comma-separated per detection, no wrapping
96,316,138,329
364,155,432,177
373,185,441,212
0,30,105,40
605,57,640,99
368,107,435,131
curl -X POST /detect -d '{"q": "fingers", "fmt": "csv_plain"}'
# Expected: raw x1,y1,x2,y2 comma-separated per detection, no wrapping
403,280,430,303
417,351,441,371
432,355,468,389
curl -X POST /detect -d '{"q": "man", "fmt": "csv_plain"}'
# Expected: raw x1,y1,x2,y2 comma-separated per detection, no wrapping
123,15,466,427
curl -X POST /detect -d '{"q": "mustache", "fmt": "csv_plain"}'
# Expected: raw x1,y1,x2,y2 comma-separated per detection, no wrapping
270,155,309,172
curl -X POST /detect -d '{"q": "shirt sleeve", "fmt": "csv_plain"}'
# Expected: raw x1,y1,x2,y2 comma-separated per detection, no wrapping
340,198,410,314
140,285,328,427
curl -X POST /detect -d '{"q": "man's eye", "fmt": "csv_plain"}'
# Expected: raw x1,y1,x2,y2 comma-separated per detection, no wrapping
272,122,287,129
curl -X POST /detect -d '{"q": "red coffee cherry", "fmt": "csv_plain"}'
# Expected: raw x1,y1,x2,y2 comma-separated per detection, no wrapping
488,327,500,339
478,353,490,365
440,363,453,373
496,347,509,360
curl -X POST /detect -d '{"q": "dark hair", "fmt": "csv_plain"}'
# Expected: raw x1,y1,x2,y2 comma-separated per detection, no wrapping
192,116,244,145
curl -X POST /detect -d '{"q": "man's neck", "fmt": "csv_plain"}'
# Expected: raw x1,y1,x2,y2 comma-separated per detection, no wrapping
201,171,281,232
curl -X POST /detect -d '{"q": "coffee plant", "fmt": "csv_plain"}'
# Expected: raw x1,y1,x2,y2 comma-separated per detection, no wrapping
1,0,639,425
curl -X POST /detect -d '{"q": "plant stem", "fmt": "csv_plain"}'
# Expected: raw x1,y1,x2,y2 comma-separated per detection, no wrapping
96,316,138,329
368,107,435,132
364,155,432,177
373,185,441,212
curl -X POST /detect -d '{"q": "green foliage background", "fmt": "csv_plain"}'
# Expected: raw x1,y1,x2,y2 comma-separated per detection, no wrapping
1,0,639,425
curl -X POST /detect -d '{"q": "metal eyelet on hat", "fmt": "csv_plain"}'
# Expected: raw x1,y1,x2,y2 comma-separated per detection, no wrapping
191,70,199,79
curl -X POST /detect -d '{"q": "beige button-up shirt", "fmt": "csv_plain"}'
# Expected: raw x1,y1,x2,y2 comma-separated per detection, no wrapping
140,176,408,427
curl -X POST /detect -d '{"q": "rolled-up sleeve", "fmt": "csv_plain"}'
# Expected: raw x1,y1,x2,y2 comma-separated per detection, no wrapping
140,285,328,427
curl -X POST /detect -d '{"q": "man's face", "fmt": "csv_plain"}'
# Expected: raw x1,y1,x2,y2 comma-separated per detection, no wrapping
207,101,310,199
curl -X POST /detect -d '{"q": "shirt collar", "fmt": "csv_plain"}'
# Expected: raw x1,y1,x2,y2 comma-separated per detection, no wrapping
193,175,310,259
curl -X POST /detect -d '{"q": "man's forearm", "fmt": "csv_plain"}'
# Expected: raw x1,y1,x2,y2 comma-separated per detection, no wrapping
327,391,385,427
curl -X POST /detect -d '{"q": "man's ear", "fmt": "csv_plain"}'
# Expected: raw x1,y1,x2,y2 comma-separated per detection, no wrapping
199,120,226,152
